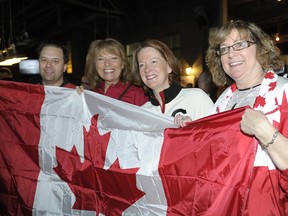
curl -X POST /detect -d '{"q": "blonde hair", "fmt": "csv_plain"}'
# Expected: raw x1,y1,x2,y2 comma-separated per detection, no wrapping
83,38,141,90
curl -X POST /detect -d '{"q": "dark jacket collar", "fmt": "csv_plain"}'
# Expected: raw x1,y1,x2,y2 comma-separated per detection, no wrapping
148,82,182,106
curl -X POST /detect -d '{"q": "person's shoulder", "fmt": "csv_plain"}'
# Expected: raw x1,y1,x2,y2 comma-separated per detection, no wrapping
127,84,145,93
274,76,288,93
277,75,288,83
141,100,152,108
181,87,208,95
128,84,148,103
181,87,214,105
64,82,76,89
129,84,143,90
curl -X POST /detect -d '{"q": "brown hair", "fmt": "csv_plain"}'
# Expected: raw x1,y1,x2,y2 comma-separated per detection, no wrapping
206,20,284,86
131,39,182,92
37,40,69,64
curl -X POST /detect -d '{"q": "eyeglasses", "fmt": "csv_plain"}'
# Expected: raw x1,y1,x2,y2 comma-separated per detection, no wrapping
216,40,255,56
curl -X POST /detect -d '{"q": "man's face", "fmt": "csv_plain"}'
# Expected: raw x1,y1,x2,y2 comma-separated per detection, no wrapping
39,46,67,86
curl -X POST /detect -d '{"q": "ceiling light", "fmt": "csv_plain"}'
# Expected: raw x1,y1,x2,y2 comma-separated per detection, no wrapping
0,44,28,66
0,0,28,66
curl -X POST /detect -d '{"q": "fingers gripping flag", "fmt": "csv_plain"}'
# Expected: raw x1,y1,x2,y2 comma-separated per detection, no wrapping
0,81,256,215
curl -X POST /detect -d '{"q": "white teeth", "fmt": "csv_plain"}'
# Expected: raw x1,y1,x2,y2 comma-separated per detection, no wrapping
104,69,113,73
146,75,156,80
229,61,242,66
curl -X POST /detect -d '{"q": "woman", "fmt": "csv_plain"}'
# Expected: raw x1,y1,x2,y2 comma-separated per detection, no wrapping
132,39,214,126
206,20,288,215
81,38,148,106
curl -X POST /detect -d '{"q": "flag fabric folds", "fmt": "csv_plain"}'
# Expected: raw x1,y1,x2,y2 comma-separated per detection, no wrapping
159,108,257,215
0,81,256,216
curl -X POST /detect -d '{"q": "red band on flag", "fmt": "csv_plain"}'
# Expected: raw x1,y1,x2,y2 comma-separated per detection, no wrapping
159,108,257,215
0,81,44,215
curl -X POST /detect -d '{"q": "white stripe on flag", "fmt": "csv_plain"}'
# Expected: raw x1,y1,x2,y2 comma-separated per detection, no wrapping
33,87,175,215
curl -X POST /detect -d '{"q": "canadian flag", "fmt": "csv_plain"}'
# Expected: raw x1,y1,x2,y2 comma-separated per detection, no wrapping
0,81,256,216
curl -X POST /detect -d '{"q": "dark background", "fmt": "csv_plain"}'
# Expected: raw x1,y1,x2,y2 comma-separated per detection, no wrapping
1,0,288,85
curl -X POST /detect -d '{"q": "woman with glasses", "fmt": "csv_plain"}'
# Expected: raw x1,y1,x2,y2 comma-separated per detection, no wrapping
206,20,288,215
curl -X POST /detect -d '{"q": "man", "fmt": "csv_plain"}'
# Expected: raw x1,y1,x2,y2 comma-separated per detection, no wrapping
30,40,75,88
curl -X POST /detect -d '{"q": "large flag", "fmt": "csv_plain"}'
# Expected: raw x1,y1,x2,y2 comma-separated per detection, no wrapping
0,81,257,216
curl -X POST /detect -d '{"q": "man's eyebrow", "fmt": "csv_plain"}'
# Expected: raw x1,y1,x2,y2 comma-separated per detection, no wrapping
40,57,61,59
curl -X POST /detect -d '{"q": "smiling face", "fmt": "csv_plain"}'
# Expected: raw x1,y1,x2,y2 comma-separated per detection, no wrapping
220,29,263,88
95,49,123,87
137,47,172,94
39,46,67,86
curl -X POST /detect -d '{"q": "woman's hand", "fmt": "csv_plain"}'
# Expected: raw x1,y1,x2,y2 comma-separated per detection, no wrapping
241,108,288,170
76,85,84,95
240,108,274,143
174,114,192,127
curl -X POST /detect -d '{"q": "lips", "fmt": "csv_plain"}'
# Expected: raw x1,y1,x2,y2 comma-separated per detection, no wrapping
44,69,54,75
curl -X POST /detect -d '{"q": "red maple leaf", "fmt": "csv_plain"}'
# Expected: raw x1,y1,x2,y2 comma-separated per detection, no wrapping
254,95,266,108
268,82,276,91
54,114,145,215
265,71,274,79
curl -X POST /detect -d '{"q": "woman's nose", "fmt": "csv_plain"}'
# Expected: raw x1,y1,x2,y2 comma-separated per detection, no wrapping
144,64,153,72
104,58,111,66
227,48,236,57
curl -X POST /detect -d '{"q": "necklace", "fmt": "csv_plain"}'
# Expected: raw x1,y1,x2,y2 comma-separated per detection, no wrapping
230,75,263,109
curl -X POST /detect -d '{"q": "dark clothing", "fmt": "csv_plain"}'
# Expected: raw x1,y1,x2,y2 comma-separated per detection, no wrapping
59,79,76,88
148,82,182,107
28,76,76,89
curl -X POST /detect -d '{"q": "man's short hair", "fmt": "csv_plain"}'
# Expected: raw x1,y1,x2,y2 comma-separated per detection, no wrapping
37,40,69,64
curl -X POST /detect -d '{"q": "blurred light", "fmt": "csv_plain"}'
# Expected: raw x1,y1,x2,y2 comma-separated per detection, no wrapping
0,57,28,66
0,44,28,66
275,33,280,42
185,67,192,75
